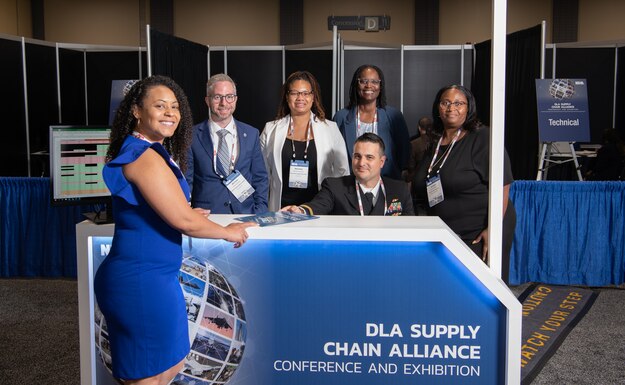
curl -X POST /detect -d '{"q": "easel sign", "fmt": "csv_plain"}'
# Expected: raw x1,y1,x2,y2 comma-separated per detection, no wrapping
535,79,590,142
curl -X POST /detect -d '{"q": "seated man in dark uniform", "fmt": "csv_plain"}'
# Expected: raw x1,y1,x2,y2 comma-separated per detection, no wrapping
282,133,414,216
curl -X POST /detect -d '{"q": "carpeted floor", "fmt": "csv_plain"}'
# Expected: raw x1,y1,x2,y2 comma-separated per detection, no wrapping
0,279,80,385
510,283,625,384
0,279,623,384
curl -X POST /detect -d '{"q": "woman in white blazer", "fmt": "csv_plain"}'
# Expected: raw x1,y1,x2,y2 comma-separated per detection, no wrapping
261,71,349,212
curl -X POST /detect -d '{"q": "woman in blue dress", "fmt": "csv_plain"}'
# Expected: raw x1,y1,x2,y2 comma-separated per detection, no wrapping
94,75,255,385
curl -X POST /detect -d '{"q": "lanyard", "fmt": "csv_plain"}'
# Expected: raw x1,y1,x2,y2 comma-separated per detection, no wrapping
212,125,237,178
131,131,180,169
355,178,387,216
289,115,312,159
132,131,153,143
357,108,378,136
426,128,462,179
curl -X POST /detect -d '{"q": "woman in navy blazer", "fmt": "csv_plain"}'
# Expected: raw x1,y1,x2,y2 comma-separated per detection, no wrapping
333,64,410,180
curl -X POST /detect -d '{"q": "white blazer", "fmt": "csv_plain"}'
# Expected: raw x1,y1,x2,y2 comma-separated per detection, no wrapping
260,114,350,211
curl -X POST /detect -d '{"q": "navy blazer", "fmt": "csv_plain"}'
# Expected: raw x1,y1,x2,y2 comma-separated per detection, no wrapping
300,175,414,216
333,106,410,180
185,119,269,214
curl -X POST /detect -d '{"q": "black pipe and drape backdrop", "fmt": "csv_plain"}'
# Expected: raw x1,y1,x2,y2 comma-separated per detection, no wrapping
25,43,59,177
1,38,29,176
618,47,625,139
553,47,616,144
59,48,87,125
226,49,282,129
285,49,334,122
403,47,473,136
86,51,146,125
472,25,542,181
149,28,208,125
150,31,336,132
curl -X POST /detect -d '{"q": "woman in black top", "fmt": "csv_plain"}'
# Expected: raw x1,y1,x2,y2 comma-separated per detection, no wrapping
413,85,516,282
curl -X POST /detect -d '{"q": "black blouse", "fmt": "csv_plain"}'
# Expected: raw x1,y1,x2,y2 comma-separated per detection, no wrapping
413,126,514,242
280,138,319,207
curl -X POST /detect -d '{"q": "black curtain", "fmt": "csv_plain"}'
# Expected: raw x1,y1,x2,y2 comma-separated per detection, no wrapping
227,50,283,131
472,25,542,180
0,38,27,176
209,49,225,76
150,28,208,124
617,47,625,138
25,43,59,177
286,49,333,122
471,41,491,126
59,48,87,125
86,51,144,125
404,48,468,137
555,48,616,143
343,49,402,110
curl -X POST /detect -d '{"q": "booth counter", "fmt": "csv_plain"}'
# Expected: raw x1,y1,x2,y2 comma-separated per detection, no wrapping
77,215,521,385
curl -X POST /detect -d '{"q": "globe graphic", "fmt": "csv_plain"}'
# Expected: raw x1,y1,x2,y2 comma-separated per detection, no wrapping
548,78,575,100
94,254,247,384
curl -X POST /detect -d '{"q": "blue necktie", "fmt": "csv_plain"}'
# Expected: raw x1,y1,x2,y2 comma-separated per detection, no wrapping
216,129,231,176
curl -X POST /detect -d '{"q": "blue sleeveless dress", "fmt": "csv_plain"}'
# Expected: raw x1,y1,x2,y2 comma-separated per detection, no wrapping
94,136,190,380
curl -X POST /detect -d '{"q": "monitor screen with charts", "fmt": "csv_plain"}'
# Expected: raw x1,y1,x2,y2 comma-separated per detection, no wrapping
49,125,111,206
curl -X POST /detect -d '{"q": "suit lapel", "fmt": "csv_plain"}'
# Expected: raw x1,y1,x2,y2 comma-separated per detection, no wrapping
198,121,216,156
273,118,288,184
345,109,357,157
370,190,386,215
233,119,243,168
344,179,360,214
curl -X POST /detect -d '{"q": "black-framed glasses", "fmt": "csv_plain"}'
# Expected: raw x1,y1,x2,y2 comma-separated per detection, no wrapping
439,100,467,109
358,78,381,86
210,94,237,103
288,90,313,98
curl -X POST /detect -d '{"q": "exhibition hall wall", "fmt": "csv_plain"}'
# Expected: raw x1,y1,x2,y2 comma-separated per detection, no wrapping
1,25,623,181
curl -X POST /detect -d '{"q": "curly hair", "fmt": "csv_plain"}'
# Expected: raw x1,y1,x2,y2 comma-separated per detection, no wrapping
106,75,193,172
347,64,387,109
275,71,326,121
430,84,481,143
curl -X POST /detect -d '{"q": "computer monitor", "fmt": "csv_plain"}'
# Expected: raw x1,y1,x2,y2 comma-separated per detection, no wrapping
49,125,112,223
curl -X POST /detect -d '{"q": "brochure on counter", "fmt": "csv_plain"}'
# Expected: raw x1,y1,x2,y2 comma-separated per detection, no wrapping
234,211,318,227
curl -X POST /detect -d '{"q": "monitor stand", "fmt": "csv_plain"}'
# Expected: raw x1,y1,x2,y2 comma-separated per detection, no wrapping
83,204,114,225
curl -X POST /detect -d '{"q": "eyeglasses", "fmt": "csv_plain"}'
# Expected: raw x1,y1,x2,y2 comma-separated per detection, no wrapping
358,78,381,86
439,100,467,109
288,90,313,98
210,94,237,103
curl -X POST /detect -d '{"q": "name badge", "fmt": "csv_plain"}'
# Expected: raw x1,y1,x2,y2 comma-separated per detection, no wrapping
223,170,255,203
288,160,309,188
426,174,444,207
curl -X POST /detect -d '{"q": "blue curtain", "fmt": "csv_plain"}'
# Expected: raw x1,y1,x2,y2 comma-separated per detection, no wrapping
4,177,624,284
510,181,625,286
0,177,88,277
